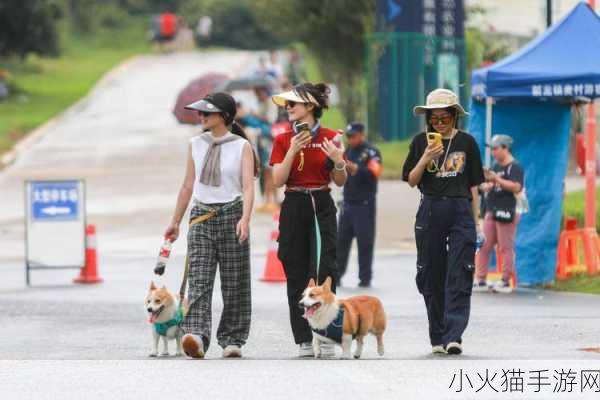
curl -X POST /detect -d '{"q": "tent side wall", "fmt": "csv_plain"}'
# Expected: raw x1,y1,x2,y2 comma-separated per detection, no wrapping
468,100,572,285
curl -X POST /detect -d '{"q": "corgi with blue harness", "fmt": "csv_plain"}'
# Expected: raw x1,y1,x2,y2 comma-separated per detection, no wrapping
299,277,387,359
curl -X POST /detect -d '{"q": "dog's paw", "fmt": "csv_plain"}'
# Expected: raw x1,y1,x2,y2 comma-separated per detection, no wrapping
148,352,158,358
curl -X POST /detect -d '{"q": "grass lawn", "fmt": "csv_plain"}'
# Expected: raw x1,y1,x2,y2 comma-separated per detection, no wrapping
551,274,600,295
377,139,411,180
562,187,600,231
0,19,150,156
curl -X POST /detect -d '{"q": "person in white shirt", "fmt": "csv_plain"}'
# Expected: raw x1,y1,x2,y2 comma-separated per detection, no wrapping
164,92,258,359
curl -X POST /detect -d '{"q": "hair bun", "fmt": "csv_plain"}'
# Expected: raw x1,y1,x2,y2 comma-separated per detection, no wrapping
314,83,330,106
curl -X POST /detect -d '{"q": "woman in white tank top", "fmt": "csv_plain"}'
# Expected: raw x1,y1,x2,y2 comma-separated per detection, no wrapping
163,92,258,359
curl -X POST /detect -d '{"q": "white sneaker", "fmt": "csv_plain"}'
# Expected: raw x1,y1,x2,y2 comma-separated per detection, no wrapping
222,345,242,358
446,342,463,355
299,342,314,358
319,343,336,359
432,345,446,354
182,334,205,359
492,281,513,294
472,281,489,292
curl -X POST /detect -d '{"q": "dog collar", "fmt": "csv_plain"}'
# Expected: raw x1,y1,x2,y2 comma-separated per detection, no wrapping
311,308,344,344
154,306,184,336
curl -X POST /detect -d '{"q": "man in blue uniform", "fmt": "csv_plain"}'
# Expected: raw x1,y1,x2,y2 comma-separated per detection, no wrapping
337,122,382,287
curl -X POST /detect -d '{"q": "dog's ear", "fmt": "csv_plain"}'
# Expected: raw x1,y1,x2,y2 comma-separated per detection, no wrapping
308,278,316,288
323,276,332,292
149,281,156,291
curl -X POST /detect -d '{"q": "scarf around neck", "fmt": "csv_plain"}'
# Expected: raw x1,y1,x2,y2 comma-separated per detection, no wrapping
199,132,241,187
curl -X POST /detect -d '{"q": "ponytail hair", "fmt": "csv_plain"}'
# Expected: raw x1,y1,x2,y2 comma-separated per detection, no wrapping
231,121,260,177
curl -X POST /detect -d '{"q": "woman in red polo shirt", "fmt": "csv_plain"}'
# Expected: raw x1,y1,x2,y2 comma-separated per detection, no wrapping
270,82,347,358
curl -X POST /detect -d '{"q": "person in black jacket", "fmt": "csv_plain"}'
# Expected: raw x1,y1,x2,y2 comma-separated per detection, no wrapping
402,89,485,356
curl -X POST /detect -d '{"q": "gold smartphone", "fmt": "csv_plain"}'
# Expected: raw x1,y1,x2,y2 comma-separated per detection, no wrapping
426,132,442,147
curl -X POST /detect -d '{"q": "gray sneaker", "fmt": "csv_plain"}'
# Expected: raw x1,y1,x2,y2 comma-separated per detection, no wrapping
432,345,446,354
319,343,336,359
223,345,242,358
298,342,314,358
472,281,489,292
492,281,513,294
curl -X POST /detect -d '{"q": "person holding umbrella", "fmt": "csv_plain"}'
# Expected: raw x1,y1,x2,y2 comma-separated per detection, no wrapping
163,92,257,359
402,89,485,355
269,82,347,358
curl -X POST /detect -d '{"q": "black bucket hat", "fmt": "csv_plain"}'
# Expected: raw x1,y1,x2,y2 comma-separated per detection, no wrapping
185,92,237,124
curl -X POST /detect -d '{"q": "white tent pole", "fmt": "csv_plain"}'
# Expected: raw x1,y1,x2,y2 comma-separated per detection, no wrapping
485,96,493,167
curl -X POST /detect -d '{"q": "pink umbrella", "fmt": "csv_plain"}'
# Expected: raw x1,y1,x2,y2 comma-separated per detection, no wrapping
173,73,229,125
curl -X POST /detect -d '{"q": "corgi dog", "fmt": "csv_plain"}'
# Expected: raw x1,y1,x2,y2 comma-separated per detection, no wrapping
299,277,387,359
145,281,186,357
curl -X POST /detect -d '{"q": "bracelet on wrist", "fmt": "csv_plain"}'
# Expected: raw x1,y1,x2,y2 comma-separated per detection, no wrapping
334,161,347,171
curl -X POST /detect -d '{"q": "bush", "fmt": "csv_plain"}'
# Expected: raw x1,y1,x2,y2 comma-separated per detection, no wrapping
0,0,61,58
68,0,96,33
98,4,130,29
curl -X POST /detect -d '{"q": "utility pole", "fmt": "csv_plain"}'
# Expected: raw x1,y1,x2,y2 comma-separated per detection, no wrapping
546,0,553,27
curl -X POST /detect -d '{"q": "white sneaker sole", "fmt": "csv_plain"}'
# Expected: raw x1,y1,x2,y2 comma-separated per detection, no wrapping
223,347,242,358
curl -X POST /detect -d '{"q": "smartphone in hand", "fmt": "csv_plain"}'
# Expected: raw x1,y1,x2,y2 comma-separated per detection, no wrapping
426,132,443,147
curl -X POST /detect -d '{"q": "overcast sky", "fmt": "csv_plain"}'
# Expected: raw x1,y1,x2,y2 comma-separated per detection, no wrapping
466,0,597,36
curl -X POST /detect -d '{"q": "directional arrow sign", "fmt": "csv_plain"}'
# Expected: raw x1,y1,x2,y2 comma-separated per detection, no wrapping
41,206,71,216
387,0,402,21
31,181,79,221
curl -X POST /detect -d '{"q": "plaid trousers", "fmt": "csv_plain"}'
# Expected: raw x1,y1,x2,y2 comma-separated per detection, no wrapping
182,200,251,350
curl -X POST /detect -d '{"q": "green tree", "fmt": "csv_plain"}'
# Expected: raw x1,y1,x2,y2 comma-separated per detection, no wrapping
0,0,61,59
254,0,375,121
179,0,282,49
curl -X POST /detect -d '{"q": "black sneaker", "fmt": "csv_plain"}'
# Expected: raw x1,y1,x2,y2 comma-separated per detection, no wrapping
446,342,463,355
358,281,371,288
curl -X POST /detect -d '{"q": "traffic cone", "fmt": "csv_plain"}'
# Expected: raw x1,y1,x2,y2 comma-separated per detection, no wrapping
261,213,286,282
74,224,103,284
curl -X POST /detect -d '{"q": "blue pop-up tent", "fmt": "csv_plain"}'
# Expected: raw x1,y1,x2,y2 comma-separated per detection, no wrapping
468,2,600,285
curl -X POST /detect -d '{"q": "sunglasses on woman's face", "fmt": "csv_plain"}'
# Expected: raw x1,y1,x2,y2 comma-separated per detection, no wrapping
199,111,215,117
429,115,453,125
285,100,298,109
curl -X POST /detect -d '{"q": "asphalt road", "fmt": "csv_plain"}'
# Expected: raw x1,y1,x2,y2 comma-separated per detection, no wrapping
1,50,599,399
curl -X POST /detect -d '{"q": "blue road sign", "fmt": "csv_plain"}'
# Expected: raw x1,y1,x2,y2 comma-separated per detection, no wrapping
31,181,79,221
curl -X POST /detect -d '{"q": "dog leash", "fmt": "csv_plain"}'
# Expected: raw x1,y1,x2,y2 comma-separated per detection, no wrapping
287,186,325,283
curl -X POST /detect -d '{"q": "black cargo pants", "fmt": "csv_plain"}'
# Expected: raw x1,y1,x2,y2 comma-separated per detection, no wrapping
278,190,338,344
414,196,476,347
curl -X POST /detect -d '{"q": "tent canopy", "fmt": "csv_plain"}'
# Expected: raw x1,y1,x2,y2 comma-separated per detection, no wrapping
472,2,600,99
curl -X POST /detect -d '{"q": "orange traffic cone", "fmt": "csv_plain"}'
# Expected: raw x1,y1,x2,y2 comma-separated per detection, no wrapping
74,224,103,284
261,213,286,282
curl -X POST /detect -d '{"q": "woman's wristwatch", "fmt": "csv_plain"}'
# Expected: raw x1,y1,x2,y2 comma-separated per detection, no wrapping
334,160,347,171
